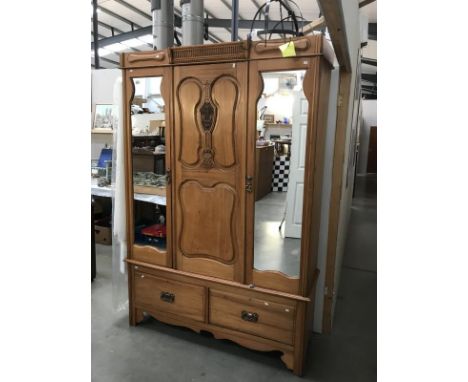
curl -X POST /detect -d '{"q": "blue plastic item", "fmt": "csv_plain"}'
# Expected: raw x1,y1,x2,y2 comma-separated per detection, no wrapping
97,148,113,168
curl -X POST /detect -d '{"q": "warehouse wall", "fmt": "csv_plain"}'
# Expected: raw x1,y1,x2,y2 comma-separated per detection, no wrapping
91,69,121,160
357,99,377,174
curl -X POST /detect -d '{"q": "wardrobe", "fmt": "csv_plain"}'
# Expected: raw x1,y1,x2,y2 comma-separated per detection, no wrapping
122,34,333,376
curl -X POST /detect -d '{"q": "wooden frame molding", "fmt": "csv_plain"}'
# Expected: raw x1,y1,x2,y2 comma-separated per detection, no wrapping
322,69,352,333
317,0,351,72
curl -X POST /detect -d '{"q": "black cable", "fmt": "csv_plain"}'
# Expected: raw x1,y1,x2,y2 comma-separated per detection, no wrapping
279,2,285,39
284,0,304,34
248,0,302,42
174,31,181,46
204,12,209,40
268,14,307,40
264,1,271,46
248,3,265,41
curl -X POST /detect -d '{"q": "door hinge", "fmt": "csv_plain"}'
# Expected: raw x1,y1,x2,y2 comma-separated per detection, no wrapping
338,95,343,107
245,176,253,193
166,168,171,184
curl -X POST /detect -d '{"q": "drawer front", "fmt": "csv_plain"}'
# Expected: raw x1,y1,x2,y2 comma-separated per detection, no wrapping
209,289,296,345
134,271,205,322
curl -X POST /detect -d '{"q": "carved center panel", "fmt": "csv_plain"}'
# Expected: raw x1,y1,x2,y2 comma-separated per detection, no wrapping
176,76,238,169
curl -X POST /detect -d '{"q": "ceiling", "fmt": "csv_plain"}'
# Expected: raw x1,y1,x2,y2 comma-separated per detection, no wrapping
91,0,376,97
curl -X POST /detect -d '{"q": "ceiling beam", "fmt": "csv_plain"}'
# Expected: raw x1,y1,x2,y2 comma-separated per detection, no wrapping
92,14,313,49
362,73,377,83
302,16,326,35
202,8,231,40
91,27,219,51
362,57,377,66
98,6,143,28
316,0,351,71
112,0,151,20
207,19,310,29
359,0,376,8
91,27,152,50
92,18,312,50
96,20,125,34
251,0,262,8
91,31,106,39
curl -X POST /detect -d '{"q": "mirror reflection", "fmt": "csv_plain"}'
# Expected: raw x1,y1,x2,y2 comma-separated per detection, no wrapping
131,76,167,251
254,70,307,277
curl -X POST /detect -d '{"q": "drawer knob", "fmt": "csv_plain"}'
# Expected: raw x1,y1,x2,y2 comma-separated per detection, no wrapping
241,310,258,323
160,291,175,303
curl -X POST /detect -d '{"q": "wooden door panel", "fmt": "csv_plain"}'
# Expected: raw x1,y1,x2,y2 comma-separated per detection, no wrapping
178,79,202,166
174,62,247,282
179,181,236,262
211,76,238,168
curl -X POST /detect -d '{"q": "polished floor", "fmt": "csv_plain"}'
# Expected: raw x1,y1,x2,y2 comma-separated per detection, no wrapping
254,191,301,276
92,175,376,382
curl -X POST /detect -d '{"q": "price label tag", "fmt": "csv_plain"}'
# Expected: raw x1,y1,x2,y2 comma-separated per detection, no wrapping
279,41,296,57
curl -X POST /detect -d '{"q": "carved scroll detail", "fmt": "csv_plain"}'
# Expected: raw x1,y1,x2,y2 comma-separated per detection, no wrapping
200,101,215,132
198,81,218,169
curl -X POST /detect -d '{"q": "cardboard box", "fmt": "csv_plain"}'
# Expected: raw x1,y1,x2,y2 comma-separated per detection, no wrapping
94,217,112,245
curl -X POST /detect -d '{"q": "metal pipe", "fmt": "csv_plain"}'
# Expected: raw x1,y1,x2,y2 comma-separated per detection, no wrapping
92,0,100,68
231,0,239,41
181,0,204,45
152,0,174,50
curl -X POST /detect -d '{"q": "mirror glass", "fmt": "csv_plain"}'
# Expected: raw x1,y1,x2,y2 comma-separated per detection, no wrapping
130,76,168,251
254,70,307,277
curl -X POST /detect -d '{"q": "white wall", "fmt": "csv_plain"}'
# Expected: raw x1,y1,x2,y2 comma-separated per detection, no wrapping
357,100,377,174
91,69,121,160
329,0,362,326
314,66,340,332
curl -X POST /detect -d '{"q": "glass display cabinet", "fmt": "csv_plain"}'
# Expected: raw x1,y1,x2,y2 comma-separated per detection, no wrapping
122,35,333,376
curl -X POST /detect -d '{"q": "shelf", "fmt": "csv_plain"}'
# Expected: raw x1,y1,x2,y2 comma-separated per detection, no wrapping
91,179,166,205
264,123,292,128
92,129,114,134
133,185,166,196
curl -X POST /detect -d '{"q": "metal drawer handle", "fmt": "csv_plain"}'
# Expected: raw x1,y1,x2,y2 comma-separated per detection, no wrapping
160,291,175,303
241,310,258,323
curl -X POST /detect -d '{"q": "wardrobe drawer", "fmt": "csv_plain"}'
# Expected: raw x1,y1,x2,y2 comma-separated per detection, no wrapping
134,272,205,322
209,290,296,345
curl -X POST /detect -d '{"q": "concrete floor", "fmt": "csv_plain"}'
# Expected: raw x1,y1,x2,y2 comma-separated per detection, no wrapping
92,175,376,382
254,191,301,276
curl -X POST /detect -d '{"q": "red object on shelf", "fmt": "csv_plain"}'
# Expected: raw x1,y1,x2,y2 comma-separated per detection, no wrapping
141,224,166,238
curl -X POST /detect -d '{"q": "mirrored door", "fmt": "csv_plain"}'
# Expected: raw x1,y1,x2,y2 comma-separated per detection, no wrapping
127,72,172,267
253,69,307,278
244,62,320,296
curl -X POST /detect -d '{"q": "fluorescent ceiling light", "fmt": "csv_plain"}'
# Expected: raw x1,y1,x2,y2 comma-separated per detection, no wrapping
121,38,145,48
91,48,115,57
138,35,153,44
106,43,128,52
